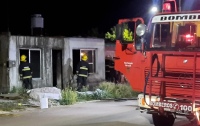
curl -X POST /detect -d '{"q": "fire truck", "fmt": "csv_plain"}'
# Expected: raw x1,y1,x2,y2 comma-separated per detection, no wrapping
114,0,200,126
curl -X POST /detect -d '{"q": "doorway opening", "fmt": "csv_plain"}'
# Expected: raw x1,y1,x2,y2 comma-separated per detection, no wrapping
72,49,80,75
52,50,63,88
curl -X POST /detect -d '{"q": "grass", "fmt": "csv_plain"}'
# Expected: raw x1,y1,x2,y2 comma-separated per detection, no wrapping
0,82,139,110
98,81,139,99
59,81,139,105
59,87,78,105
0,86,31,112
0,102,26,112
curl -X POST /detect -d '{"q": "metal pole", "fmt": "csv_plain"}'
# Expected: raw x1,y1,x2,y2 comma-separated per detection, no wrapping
179,0,181,12
7,0,10,32
162,0,165,12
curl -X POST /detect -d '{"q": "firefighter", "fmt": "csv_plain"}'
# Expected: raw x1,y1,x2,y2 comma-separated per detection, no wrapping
105,55,111,81
109,57,117,83
115,70,121,83
76,54,90,91
19,54,33,89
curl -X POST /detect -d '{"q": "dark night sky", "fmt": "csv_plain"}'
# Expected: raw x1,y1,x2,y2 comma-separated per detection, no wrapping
0,0,200,37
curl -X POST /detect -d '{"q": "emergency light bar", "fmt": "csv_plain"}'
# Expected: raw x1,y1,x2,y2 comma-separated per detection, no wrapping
163,3,171,12
162,0,177,12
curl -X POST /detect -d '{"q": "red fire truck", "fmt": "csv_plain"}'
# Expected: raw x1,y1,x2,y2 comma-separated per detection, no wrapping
114,0,200,126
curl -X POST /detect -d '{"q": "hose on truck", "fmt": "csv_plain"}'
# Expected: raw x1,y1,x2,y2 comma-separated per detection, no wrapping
143,53,160,106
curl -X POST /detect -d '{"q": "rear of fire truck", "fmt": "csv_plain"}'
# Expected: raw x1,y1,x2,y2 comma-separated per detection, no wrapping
114,0,200,126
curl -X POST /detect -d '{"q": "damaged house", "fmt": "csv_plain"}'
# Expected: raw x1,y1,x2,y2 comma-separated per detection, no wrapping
0,33,105,93
0,14,105,93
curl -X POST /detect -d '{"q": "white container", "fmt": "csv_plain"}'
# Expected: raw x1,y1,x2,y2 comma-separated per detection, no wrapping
40,97,48,109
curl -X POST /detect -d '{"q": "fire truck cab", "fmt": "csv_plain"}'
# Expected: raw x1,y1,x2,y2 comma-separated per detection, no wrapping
115,0,200,126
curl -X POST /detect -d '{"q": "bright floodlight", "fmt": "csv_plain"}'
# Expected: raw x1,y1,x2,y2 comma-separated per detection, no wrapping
151,6,158,13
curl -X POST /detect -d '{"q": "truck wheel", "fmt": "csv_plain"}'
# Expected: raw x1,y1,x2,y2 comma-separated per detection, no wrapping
187,115,200,126
152,114,175,126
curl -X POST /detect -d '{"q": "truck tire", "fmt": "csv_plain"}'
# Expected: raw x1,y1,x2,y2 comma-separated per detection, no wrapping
152,114,175,126
187,116,200,126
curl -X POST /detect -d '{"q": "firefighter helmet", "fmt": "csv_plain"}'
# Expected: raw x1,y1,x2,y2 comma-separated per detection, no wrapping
20,55,27,62
82,55,88,61
106,55,112,60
